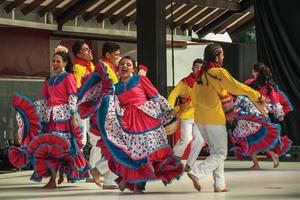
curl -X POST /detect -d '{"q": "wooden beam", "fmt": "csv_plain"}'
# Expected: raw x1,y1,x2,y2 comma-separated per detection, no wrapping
96,0,130,23
173,0,241,11
213,13,244,34
230,20,254,38
165,3,182,16
195,0,253,38
166,4,194,24
83,0,115,22
180,7,215,30
4,0,26,13
22,0,46,15
169,6,204,28
191,9,225,32
136,0,167,96
52,30,137,43
227,13,254,35
110,1,136,24
195,10,235,38
56,0,99,27
39,0,64,17
53,0,79,18
240,0,254,12
123,12,136,25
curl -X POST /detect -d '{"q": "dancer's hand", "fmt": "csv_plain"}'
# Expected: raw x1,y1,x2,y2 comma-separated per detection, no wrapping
278,116,284,122
259,95,267,103
138,69,147,76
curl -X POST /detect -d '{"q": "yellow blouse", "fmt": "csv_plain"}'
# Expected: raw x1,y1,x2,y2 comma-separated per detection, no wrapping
192,67,261,125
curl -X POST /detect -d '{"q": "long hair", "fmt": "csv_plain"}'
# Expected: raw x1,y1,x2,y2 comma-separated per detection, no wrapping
256,64,275,95
253,62,264,73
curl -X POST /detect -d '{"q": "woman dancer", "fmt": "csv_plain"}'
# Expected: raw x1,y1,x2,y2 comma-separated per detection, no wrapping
77,56,183,193
9,46,90,188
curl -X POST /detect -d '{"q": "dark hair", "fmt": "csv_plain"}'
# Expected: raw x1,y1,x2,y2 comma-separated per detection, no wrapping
256,63,275,95
204,43,222,63
119,56,137,73
53,52,73,73
193,58,203,66
72,40,85,57
197,43,222,85
102,42,120,56
253,62,265,73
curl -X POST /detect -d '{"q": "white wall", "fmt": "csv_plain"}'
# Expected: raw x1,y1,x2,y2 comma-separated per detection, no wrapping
167,44,206,86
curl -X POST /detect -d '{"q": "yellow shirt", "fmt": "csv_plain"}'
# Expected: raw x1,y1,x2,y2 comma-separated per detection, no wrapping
168,81,194,119
73,62,95,88
192,67,261,125
103,62,118,84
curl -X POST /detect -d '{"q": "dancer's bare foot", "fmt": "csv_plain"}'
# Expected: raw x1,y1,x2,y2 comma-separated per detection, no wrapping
187,173,201,191
133,184,144,194
85,178,95,183
272,154,279,168
118,178,127,191
214,188,230,192
184,165,191,172
58,173,64,185
249,164,261,170
90,167,103,187
103,185,119,190
42,181,57,189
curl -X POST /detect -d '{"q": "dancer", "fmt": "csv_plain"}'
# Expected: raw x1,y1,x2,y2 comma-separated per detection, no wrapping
9,45,90,188
229,95,292,169
188,43,264,192
78,56,183,193
168,58,205,172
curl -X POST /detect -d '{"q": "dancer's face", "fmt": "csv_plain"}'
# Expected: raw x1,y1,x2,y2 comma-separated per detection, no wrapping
215,49,224,66
119,58,134,79
252,69,259,79
52,54,65,74
192,63,202,77
105,50,120,67
77,43,93,62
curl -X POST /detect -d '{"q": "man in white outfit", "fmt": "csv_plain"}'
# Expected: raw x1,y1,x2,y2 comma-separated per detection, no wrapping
168,59,205,171
72,40,117,189
189,43,264,192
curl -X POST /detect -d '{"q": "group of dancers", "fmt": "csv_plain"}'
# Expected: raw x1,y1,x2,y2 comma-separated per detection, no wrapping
8,42,292,193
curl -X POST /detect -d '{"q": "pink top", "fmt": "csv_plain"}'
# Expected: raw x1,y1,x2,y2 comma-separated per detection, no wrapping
42,72,77,106
259,86,280,104
116,75,158,107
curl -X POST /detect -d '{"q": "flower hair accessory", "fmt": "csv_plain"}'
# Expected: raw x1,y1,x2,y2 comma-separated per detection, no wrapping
55,45,68,53
138,64,148,72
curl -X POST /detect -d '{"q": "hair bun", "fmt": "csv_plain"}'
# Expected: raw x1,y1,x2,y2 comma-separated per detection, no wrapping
55,45,68,53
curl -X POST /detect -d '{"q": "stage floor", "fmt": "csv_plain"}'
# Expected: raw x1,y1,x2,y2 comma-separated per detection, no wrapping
0,161,299,200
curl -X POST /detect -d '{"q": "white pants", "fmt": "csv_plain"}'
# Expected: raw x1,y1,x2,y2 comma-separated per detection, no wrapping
81,118,89,148
81,118,102,167
190,124,228,189
88,132,102,167
173,119,204,166
82,118,116,185
95,157,116,185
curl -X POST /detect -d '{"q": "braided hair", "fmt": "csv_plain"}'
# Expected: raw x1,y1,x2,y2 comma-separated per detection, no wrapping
198,43,223,85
